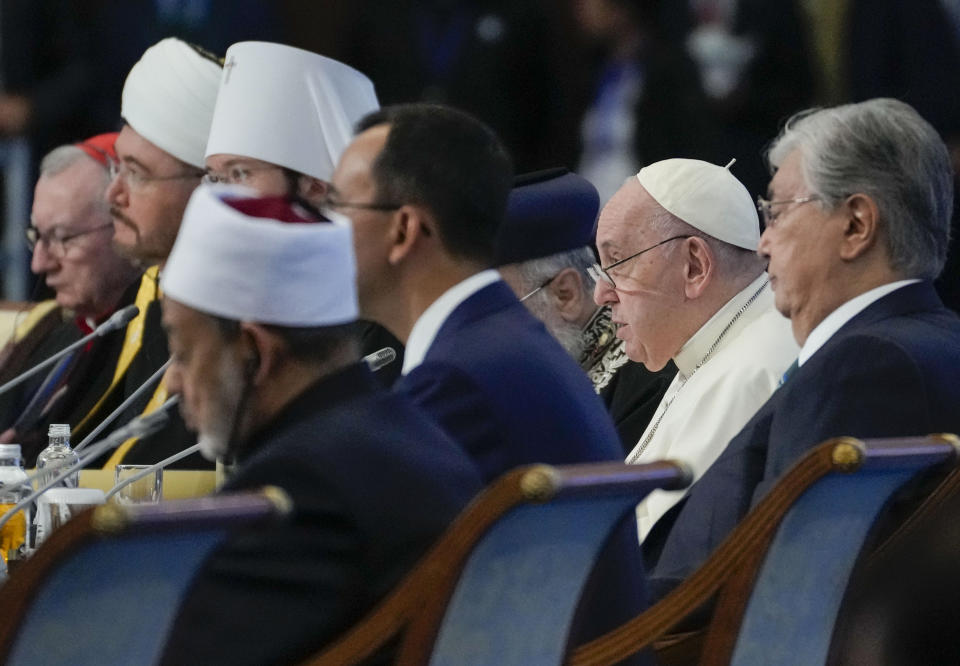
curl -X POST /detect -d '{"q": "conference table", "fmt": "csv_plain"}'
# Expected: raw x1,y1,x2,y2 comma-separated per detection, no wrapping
77,469,218,499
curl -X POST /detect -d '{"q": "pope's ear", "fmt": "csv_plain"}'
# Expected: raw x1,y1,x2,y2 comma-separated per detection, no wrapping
682,236,713,298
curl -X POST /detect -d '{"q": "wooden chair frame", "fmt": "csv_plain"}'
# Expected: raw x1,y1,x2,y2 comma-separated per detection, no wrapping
0,487,291,664
305,460,691,665
569,434,959,666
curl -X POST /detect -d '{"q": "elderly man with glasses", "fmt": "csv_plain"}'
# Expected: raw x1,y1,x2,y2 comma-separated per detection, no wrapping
0,133,140,463
593,158,797,546
648,99,960,599
496,168,677,455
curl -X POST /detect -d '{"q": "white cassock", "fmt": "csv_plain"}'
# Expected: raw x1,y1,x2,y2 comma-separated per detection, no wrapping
627,273,799,541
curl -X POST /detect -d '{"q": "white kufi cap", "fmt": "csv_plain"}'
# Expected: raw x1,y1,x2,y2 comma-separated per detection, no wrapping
636,158,760,250
204,41,380,180
121,38,222,168
162,185,358,326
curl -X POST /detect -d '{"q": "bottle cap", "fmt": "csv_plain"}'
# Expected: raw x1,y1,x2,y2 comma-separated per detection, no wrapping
0,444,21,459
48,424,70,438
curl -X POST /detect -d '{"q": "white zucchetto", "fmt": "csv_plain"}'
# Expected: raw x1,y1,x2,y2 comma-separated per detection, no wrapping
636,158,760,250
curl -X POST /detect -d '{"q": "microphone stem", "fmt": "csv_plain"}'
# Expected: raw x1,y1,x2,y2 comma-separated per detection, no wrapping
0,433,119,532
0,329,101,398
74,358,171,452
0,397,179,532
0,305,137,399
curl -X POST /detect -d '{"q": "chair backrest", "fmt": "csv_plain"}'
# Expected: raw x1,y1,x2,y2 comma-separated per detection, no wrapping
827,459,960,665
570,434,959,666
305,460,692,666
0,487,290,666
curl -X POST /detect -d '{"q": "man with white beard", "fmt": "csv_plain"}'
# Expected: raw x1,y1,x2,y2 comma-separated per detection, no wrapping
157,186,481,665
496,168,676,452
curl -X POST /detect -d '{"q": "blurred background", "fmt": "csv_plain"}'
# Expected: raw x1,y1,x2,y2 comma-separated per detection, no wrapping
0,0,957,310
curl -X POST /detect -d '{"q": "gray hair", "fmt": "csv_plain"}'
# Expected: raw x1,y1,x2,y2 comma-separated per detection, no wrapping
516,246,596,359
648,205,766,280
766,98,953,279
39,144,113,211
515,245,596,298
40,145,95,178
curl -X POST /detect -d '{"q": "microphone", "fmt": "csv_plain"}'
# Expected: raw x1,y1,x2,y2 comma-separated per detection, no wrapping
96,304,141,337
105,347,397,498
74,358,171,452
104,442,201,502
0,397,179,532
0,304,139,398
363,347,396,373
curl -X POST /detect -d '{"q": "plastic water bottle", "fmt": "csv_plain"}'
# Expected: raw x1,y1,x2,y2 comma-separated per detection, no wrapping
36,424,80,489
0,444,31,564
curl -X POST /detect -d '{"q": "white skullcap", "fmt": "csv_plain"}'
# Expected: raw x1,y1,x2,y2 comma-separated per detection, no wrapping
161,185,358,326
636,158,760,250
121,38,223,169
204,41,380,180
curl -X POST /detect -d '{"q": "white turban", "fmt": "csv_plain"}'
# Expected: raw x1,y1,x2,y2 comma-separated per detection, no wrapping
204,41,380,180
162,185,358,327
121,38,223,169
636,158,760,250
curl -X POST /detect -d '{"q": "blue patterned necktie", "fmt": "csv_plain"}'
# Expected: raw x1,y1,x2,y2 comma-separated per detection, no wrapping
779,359,799,387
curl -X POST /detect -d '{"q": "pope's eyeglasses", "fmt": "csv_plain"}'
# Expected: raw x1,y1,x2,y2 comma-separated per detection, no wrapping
588,235,693,288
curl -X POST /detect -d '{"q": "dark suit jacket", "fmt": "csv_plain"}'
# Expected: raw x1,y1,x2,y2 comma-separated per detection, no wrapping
396,280,626,481
647,281,960,597
161,363,482,666
395,280,650,654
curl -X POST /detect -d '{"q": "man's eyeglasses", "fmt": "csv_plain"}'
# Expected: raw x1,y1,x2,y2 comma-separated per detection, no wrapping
319,184,402,213
203,164,282,185
588,235,693,288
321,197,403,212
756,195,820,227
519,273,559,302
108,160,204,189
26,223,113,256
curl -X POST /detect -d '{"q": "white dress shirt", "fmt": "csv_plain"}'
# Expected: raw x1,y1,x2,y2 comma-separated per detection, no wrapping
798,279,921,366
627,273,799,541
401,269,501,375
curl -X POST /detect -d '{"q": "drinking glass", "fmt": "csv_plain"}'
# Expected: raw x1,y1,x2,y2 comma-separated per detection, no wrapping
113,465,163,505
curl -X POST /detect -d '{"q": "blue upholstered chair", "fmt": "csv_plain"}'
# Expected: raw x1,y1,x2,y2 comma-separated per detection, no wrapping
307,460,692,666
0,488,291,666
828,455,960,665
570,434,960,666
